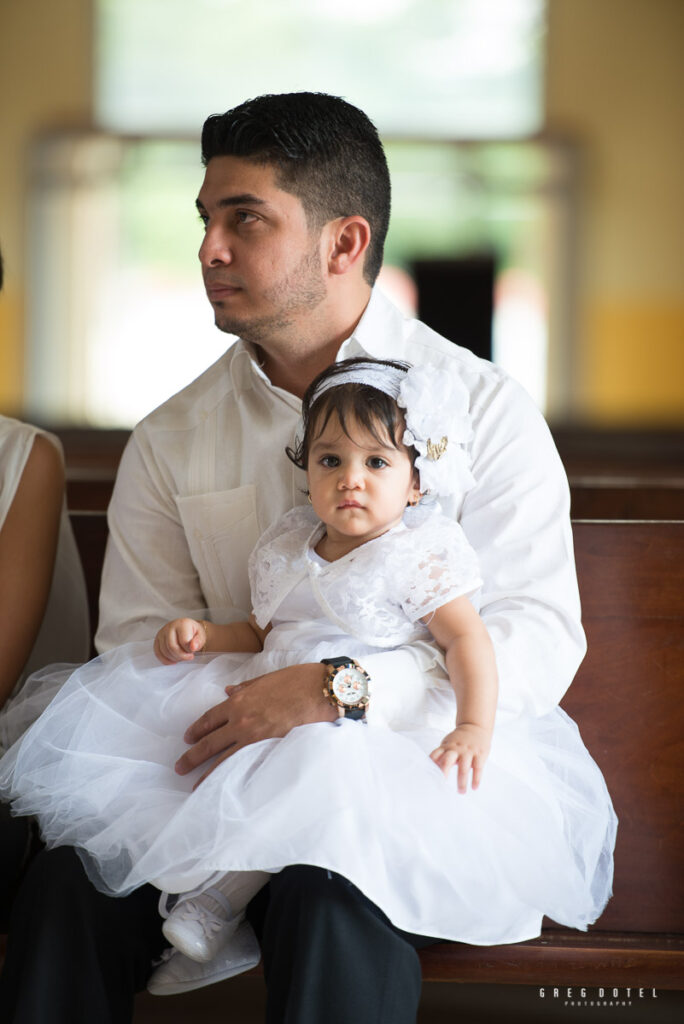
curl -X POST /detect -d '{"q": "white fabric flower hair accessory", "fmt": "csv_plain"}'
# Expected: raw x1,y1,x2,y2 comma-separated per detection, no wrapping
397,365,475,497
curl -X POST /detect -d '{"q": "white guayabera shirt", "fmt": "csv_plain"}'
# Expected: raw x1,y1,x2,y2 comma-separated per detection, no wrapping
96,288,585,727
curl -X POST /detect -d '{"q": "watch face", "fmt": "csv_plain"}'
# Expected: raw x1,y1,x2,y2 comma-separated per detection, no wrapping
332,665,369,706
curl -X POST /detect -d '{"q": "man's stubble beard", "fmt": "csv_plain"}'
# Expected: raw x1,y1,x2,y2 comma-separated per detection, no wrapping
212,245,327,346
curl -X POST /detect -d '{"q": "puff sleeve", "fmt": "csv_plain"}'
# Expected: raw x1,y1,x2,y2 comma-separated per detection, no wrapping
398,514,482,623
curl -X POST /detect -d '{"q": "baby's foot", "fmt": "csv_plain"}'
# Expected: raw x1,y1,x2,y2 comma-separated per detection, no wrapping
161,887,241,963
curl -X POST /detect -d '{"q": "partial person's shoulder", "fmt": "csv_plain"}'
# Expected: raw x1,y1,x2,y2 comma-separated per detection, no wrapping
0,417,64,512
24,432,64,478
0,415,41,457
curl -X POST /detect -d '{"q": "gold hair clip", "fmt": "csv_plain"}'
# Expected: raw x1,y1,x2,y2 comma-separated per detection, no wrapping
426,436,448,461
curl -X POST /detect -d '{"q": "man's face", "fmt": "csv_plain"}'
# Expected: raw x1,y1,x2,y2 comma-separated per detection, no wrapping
196,156,327,344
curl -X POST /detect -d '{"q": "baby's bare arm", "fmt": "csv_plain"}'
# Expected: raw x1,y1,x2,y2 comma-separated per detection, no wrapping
422,596,498,792
154,617,264,665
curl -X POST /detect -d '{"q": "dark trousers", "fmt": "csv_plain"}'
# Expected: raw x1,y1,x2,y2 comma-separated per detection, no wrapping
0,849,433,1023
0,804,32,931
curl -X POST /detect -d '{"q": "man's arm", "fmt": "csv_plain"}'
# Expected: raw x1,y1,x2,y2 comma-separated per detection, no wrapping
462,376,585,717
96,431,206,652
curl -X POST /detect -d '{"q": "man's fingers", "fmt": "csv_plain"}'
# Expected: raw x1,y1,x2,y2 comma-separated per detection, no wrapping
190,736,255,789
191,746,236,789
183,698,230,744
176,727,232,775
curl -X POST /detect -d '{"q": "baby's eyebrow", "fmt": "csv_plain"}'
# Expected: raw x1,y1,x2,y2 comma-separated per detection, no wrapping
309,439,395,454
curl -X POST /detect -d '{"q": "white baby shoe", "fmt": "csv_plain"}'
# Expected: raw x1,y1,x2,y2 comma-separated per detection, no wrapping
161,887,239,962
148,918,261,996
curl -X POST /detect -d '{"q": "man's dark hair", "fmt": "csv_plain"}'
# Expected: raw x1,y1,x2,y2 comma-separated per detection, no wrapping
201,92,391,284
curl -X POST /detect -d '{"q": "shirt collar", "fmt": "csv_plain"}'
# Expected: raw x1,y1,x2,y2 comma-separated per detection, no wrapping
337,287,407,362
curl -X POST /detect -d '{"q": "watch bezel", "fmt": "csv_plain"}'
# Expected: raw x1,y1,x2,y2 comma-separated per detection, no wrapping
321,657,371,718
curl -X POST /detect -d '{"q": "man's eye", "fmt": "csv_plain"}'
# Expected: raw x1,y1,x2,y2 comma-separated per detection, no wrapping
197,213,208,229
368,457,387,469
320,455,340,468
236,211,257,224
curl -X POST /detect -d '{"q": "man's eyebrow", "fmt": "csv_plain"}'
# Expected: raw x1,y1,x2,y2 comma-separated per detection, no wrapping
195,194,268,212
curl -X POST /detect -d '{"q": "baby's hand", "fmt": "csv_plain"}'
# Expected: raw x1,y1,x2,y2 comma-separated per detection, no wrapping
154,618,206,665
429,723,492,793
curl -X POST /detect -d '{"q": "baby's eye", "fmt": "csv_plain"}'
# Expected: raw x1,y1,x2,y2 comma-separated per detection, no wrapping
367,456,388,469
320,455,340,468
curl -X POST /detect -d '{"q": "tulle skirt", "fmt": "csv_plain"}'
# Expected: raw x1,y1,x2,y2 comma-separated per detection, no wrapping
0,641,617,946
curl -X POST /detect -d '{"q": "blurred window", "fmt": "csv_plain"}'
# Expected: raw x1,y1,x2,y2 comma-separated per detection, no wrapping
96,0,546,138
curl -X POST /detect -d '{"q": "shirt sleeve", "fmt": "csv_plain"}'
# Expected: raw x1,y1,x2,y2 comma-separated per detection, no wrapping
95,429,206,652
356,643,446,730
461,377,586,717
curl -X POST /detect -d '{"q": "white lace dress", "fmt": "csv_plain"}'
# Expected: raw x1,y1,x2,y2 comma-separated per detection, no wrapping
0,506,616,945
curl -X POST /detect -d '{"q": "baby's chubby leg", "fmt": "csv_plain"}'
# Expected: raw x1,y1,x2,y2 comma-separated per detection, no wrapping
161,869,269,962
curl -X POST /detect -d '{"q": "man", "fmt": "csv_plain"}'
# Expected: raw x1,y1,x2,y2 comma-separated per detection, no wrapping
0,92,584,1024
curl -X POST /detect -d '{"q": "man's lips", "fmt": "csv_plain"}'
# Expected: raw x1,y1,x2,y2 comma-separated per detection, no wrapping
204,279,242,299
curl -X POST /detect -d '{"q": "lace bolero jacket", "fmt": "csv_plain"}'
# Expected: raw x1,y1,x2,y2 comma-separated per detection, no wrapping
248,505,482,648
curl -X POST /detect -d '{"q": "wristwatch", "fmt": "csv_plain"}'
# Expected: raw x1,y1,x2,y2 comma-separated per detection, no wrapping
321,657,371,721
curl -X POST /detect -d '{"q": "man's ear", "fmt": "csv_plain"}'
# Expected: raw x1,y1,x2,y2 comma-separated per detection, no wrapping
325,217,371,276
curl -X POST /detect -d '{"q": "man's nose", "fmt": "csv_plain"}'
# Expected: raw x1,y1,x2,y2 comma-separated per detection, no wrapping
199,226,233,267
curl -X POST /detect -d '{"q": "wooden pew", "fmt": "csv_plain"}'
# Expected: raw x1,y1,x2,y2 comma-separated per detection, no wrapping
66,473,684,521
569,475,684,520
57,425,684,520
64,512,683,990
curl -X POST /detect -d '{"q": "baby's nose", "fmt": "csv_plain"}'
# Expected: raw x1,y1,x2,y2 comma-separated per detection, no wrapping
338,465,364,488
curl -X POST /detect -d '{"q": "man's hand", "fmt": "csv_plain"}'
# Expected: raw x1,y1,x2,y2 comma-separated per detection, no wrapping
175,662,337,787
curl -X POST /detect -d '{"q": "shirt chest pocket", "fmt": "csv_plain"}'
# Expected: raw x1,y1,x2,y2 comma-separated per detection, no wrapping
176,485,259,615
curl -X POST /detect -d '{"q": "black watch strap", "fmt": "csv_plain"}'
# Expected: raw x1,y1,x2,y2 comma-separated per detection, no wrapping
321,657,352,669
343,706,367,721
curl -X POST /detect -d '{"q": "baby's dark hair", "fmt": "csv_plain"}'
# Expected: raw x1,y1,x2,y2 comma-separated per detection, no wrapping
286,357,415,470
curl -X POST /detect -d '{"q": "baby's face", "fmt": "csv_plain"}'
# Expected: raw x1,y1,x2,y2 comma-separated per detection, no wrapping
306,412,420,551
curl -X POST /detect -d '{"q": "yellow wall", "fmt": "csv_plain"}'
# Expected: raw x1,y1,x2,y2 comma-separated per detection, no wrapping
546,0,684,424
0,0,93,412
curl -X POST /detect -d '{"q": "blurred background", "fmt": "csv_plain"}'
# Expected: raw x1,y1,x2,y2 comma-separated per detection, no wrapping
1,0,683,481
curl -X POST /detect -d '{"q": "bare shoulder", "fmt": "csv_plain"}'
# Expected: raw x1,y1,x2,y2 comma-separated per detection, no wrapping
20,433,64,498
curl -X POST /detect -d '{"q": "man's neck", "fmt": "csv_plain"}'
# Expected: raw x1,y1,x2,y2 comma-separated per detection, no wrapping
257,287,371,399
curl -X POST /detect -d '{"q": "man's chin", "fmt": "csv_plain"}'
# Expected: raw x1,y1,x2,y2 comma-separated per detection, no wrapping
214,311,294,345
213,314,242,338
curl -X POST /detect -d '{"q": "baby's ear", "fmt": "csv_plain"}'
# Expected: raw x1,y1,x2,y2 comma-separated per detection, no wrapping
408,473,422,507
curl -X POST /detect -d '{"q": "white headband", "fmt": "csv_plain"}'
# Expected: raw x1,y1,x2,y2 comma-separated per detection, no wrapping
308,361,407,407
307,361,475,499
